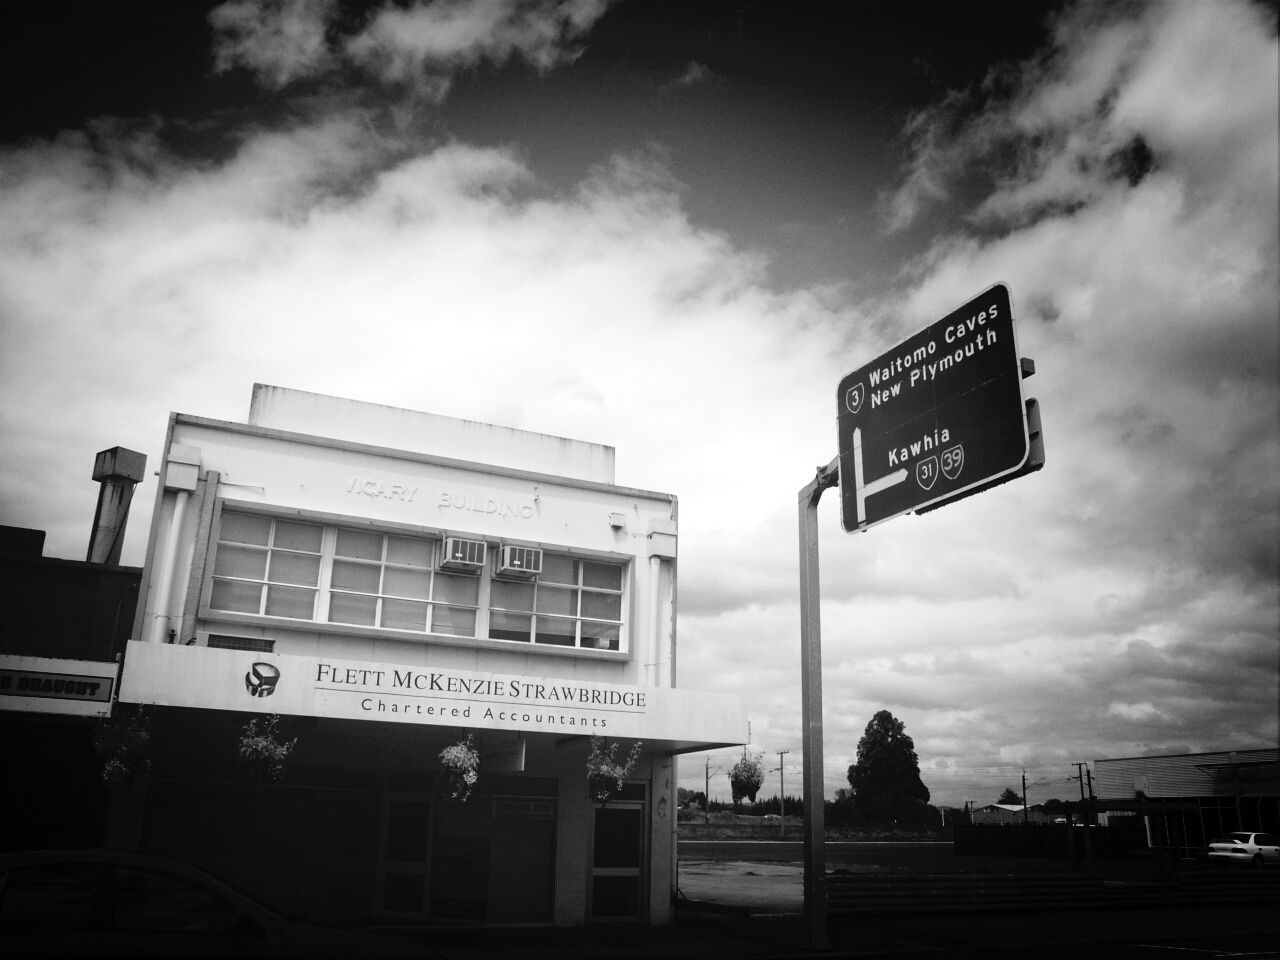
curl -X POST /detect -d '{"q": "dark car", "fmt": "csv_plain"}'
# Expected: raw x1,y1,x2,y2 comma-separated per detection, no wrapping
0,849,425,957
1206,832,1280,869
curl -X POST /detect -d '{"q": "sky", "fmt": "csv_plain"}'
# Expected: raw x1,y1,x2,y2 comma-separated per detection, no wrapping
1,0,1276,809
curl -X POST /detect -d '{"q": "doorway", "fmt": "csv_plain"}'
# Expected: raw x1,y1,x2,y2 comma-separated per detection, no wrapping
377,793,431,917
589,793,647,922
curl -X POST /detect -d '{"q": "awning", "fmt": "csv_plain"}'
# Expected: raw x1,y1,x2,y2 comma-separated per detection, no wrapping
118,640,747,752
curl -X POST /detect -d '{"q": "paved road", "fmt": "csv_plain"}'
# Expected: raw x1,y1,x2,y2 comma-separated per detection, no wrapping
836,903,1280,959
672,853,1280,959
679,839,991,872
678,839,1166,878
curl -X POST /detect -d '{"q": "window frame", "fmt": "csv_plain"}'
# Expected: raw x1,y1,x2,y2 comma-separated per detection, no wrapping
199,500,632,661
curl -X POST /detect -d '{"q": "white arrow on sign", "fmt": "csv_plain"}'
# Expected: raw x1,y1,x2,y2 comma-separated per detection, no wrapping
852,426,908,524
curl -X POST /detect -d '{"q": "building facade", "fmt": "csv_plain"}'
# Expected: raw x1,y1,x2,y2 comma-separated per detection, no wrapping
0,448,146,853
115,386,746,926
1093,748,1280,857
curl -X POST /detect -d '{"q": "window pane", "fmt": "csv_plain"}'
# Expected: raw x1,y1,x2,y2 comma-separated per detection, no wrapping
581,622,620,651
594,807,644,867
591,875,639,919
331,559,380,593
212,543,267,580
0,863,96,929
383,567,429,600
382,873,424,914
489,611,531,642
491,580,534,612
534,616,576,646
386,800,430,863
335,528,382,560
210,579,262,613
386,536,431,567
432,606,476,637
382,599,427,632
539,555,576,584
269,551,321,586
265,585,316,619
581,592,621,621
434,573,479,605
113,866,244,933
535,585,576,616
220,512,270,546
273,520,322,553
328,592,376,625
582,562,622,590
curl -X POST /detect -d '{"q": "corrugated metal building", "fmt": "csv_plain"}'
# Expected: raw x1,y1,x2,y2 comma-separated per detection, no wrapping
1093,748,1280,857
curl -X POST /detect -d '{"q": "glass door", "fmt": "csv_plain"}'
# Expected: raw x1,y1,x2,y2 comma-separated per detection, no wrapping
589,799,646,922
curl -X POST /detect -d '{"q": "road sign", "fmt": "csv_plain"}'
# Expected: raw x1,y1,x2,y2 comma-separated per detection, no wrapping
836,283,1032,532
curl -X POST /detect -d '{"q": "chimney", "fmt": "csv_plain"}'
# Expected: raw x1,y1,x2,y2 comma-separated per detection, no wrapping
87,446,147,565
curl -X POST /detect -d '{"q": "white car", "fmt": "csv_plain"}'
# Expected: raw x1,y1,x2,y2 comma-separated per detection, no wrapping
1206,831,1280,868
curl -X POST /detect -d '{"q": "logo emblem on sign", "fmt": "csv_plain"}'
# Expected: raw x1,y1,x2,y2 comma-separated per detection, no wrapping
245,662,280,698
916,455,939,490
845,383,865,415
941,443,964,481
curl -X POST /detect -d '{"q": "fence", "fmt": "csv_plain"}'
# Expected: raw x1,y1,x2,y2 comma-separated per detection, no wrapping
953,821,1145,860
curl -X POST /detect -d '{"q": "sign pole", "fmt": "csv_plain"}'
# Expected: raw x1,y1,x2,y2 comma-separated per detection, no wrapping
798,456,838,950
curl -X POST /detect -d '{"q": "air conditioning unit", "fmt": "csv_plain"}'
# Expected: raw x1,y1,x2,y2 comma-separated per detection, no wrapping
439,537,487,572
498,545,542,579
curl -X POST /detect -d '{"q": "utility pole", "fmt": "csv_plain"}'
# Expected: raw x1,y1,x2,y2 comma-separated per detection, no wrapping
1072,761,1095,865
705,756,711,825
777,750,789,839
1073,762,1087,806
1022,769,1029,824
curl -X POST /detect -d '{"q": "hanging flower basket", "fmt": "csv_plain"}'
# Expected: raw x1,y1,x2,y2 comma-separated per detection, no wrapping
238,714,296,785
92,705,152,786
439,735,480,802
586,736,642,804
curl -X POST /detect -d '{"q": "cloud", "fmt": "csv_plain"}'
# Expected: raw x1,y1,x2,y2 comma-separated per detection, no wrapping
0,0,1274,810
880,1,1279,233
721,0,1278,802
346,0,611,93
673,61,714,88
208,0,615,104
210,0,339,89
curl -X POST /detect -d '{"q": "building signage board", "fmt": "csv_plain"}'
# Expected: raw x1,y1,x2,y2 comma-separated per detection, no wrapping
836,283,1030,531
118,641,746,746
0,655,117,717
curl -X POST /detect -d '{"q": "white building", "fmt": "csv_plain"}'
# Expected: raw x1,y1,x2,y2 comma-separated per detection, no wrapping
116,385,746,926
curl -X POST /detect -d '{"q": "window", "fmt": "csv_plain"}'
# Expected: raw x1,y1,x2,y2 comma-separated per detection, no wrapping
328,529,478,637
488,554,624,651
210,513,322,620
0,863,96,930
208,509,627,654
112,866,249,934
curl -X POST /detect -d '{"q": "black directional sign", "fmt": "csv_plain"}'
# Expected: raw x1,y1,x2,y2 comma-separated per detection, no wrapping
837,283,1031,532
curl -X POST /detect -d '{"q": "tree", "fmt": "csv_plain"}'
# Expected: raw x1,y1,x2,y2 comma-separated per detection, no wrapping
729,751,764,807
677,787,707,810
846,710,931,826
997,787,1022,805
